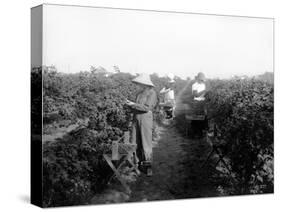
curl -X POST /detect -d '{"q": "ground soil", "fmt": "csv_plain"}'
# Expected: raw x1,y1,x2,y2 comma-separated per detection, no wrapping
90,119,232,205
128,122,230,203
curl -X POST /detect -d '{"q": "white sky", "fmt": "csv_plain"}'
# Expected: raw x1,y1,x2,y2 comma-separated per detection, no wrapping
43,4,273,79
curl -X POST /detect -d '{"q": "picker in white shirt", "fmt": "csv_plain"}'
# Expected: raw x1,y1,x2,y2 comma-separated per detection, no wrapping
190,72,208,137
160,73,176,118
160,87,175,105
192,72,206,101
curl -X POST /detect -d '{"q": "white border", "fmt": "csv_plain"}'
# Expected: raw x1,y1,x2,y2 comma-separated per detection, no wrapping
0,0,279,211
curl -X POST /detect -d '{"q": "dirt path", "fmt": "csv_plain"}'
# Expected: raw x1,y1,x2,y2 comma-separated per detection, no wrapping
90,121,230,204
128,122,227,202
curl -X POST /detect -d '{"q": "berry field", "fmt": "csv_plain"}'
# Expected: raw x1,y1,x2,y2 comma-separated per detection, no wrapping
31,67,273,207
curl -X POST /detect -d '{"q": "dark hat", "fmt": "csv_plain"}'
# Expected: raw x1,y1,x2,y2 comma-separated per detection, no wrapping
196,72,206,81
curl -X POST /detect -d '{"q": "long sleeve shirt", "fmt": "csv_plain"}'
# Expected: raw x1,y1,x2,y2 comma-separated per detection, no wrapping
192,82,206,101
160,87,175,106
130,88,158,113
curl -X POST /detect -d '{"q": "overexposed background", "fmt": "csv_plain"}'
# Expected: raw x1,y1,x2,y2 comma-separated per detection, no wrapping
0,0,280,211
42,4,273,79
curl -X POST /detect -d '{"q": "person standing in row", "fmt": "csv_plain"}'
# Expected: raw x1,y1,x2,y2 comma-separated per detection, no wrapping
191,72,207,137
192,72,206,101
126,74,158,176
160,73,176,119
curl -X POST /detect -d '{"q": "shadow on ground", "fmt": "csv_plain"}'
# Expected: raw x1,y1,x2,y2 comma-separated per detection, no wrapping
128,123,232,203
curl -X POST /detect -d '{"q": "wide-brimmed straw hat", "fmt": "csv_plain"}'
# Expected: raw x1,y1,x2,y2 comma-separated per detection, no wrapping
132,73,155,87
195,72,206,81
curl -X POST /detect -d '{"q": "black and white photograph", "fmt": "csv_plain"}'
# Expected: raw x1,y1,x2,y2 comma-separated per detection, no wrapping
31,3,274,208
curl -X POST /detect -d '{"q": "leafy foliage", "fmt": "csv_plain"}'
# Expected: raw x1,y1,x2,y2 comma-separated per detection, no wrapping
43,128,114,207
42,67,182,206
205,78,274,194
42,69,140,206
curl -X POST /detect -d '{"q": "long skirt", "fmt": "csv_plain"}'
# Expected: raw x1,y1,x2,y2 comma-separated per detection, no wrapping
190,100,208,136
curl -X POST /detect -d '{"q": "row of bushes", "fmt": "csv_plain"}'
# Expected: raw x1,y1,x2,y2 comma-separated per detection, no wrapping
205,78,273,194
39,67,187,206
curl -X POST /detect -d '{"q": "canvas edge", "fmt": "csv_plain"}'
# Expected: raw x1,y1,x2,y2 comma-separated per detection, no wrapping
31,4,43,208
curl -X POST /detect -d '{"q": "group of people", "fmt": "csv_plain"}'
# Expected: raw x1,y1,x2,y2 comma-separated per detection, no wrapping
125,72,207,176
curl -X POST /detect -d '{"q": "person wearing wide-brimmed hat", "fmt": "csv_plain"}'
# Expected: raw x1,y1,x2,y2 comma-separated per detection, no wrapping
126,73,157,176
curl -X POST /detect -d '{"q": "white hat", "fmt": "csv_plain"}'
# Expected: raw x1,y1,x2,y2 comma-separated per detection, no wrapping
167,73,175,83
132,73,155,87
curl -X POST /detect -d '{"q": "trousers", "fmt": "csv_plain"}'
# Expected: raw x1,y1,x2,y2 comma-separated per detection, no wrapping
131,111,153,163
